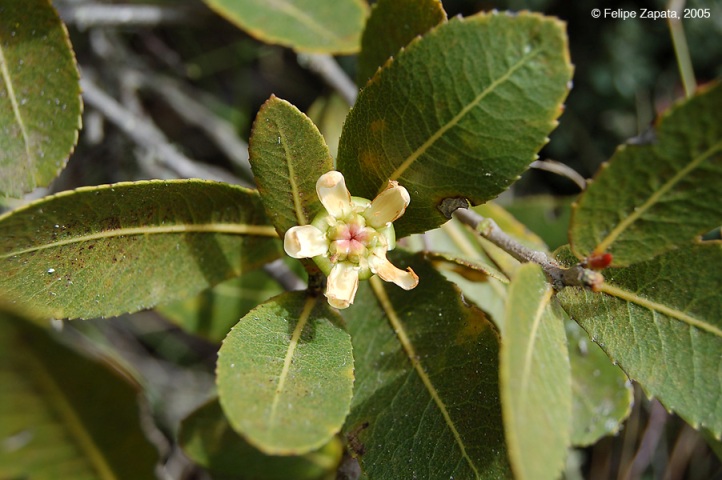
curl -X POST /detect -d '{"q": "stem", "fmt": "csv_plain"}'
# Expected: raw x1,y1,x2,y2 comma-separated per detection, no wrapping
80,75,247,185
263,259,307,292
667,0,696,98
57,4,208,30
452,208,603,290
530,159,587,191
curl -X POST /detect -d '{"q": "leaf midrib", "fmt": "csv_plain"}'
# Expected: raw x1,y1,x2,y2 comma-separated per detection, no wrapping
387,47,541,185
594,139,722,254
0,223,278,259
0,41,33,168
518,286,552,401
24,343,117,480
598,282,722,338
369,277,481,477
278,124,307,226
269,296,316,427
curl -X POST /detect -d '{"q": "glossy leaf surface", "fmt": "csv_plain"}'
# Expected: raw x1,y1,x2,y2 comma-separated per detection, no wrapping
0,308,157,479
204,0,367,53
338,11,572,237
566,319,633,446
217,292,354,455
558,243,722,437
180,399,342,480
0,180,281,319
249,95,333,237
570,82,722,266
500,263,571,480
356,0,446,85
0,0,82,197
342,251,511,479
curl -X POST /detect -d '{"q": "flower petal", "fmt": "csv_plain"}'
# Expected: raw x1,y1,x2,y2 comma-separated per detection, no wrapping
369,252,419,290
325,263,359,309
284,225,328,259
316,171,353,218
364,180,410,228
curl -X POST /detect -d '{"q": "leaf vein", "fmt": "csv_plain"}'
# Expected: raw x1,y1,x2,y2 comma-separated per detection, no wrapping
278,126,307,225
1,223,278,259
387,47,541,185
369,277,480,477
595,139,722,253
598,283,722,338
269,296,316,427
519,287,553,402
0,43,33,170
26,345,117,480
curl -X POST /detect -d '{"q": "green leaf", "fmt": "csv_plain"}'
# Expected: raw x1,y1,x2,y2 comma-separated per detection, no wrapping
203,0,367,54
342,251,511,479
156,269,285,343
249,95,334,237
565,319,633,446
0,0,82,197
569,82,722,266
0,307,157,479
500,263,571,480
216,292,354,455
356,0,446,85
337,12,572,237
0,179,281,319
179,398,342,480
557,242,722,437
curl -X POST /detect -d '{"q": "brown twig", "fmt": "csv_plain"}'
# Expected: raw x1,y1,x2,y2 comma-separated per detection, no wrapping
452,207,604,290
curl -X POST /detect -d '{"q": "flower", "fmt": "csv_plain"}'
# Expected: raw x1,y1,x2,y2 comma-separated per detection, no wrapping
284,171,419,309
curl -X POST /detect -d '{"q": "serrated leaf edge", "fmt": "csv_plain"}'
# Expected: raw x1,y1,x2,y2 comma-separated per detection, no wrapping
368,275,481,477
386,47,542,185
590,139,722,257
0,179,279,259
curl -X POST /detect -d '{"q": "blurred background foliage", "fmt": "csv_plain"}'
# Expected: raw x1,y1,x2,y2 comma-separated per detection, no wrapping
11,0,721,478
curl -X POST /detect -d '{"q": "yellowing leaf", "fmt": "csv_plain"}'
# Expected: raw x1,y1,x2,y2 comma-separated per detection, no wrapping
500,263,571,480
204,0,367,53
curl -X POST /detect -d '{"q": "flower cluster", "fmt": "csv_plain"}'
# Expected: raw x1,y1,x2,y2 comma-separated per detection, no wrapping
284,171,419,309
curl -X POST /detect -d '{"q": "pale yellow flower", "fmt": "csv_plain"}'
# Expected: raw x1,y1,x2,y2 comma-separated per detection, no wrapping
284,171,419,309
